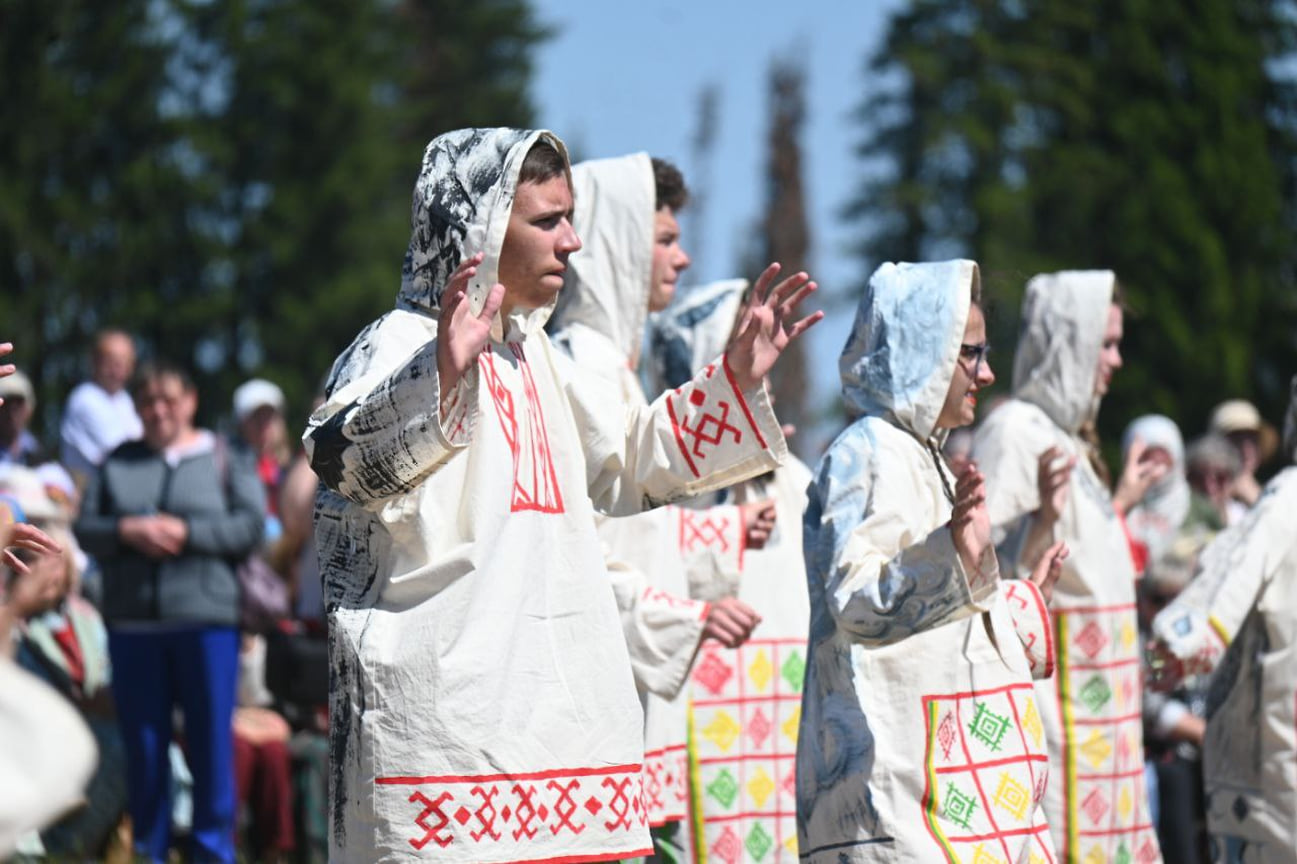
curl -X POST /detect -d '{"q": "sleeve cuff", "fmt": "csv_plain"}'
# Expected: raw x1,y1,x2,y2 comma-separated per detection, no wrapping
999,578,1055,679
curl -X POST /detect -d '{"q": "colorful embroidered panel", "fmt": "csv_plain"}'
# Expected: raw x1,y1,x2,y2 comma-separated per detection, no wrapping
689,638,804,863
373,764,651,862
1054,605,1161,864
920,682,1053,863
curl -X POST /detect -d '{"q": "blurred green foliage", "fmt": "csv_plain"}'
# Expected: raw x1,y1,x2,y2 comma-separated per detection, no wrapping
850,0,1297,459
1,0,548,435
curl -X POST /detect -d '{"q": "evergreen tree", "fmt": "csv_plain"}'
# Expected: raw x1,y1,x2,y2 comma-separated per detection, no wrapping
852,0,1297,446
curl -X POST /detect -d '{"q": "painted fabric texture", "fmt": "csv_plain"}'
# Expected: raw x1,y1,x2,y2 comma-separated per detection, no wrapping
797,260,1054,863
650,278,813,863
550,154,749,830
305,129,787,863
1151,377,1297,863
973,272,1162,864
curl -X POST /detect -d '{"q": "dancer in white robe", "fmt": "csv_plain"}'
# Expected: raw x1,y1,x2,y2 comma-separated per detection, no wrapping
305,128,820,863
797,260,1064,863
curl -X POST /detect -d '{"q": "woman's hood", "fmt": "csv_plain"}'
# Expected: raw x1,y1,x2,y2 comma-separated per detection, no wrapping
395,127,571,334
839,260,977,441
1011,270,1115,434
643,278,747,393
549,153,656,364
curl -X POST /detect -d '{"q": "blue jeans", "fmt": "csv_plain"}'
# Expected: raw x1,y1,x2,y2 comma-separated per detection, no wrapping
109,626,239,864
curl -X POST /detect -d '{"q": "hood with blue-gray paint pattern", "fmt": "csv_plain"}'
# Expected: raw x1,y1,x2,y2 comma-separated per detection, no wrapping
643,278,747,395
839,260,978,441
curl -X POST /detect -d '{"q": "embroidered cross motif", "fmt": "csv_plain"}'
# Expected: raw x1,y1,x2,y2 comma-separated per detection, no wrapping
468,785,501,841
680,390,742,460
546,779,585,836
600,777,635,831
679,508,733,554
408,791,454,849
510,783,540,840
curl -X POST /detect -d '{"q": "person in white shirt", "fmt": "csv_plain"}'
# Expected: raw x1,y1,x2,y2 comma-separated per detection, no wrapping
59,329,142,485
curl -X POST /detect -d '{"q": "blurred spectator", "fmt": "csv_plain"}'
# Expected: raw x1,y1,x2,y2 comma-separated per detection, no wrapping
0,501,98,859
233,378,290,543
0,371,45,466
75,361,264,864
1121,415,1188,571
0,467,130,859
60,329,142,488
233,633,295,863
1207,398,1276,521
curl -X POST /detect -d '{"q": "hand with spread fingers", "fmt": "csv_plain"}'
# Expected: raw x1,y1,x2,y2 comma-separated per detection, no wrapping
1037,446,1076,526
2,522,62,576
724,263,824,392
1113,436,1172,514
436,252,505,404
950,462,993,581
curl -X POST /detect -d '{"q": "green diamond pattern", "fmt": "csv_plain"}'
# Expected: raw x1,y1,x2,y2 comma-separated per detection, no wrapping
1079,674,1113,714
781,651,805,692
706,769,739,809
1115,842,1131,864
943,783,978,830
968,701,1011,752
745,822,774,860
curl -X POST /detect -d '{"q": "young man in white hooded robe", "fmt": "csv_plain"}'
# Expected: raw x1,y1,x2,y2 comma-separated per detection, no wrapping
1148,375,1297,864
304,128,820,864
645,278,815,864
796,260,1065,864
547,153,777,855
972,272,1164,863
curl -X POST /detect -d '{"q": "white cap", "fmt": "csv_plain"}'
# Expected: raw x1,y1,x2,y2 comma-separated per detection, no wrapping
1209,399,1262,435
233,378,286,423
0,370,35,407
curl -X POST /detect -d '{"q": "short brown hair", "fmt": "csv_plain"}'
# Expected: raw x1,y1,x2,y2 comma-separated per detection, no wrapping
651,157,689,212
130,361,195,400
518,140,567,186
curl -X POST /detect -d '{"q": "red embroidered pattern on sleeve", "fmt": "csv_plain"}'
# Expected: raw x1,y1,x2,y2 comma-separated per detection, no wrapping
665,359,767,478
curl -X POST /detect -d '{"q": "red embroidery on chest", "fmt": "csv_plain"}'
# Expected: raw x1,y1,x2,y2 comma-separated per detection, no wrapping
479,344,564,514
678,508,733,554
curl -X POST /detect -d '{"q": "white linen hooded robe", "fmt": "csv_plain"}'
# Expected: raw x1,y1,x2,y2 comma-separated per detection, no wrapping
972,272,1162,864
548,152,747,829
305,129,787,864
648,278,813,863
1151,376,1297,864
797,261,1056,864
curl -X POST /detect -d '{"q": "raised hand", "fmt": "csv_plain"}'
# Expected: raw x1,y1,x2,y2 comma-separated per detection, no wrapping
724,263,823,392
1037,447,1076,526
2,522,62,574
0,342,13,407
703,596,762,648
741,500,777,550
1113,437,1172,514
950,463,993,585
436,253,505,403
1028,539,1068,604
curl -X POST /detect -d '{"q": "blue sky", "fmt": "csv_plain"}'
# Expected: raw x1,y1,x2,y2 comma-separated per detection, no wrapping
530,0,901,438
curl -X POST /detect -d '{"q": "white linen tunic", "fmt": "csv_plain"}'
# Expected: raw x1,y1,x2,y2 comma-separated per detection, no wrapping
305,129,786,864
973,272,1162,864
549,154,747,829
797,261,1056,864
647,278,814,863
1152,378,1297,863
